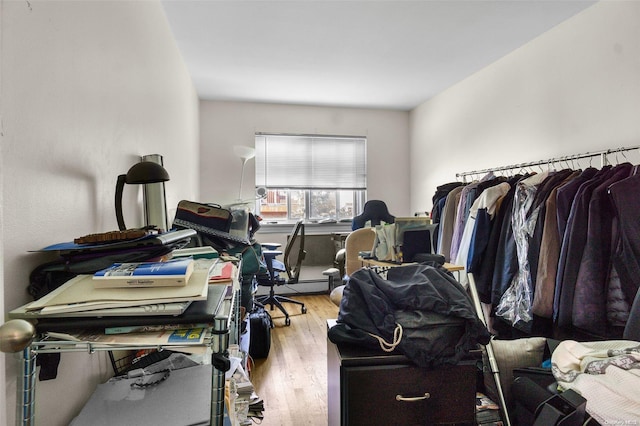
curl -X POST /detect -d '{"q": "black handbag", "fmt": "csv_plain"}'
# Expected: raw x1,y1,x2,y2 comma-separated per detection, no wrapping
249,306,273,359
173,200,232,233
173,200,251,250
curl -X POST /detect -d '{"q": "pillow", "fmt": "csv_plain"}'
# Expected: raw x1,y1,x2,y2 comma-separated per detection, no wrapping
483,337,547,410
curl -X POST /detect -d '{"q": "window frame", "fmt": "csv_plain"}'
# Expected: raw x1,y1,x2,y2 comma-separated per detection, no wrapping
254,133,367,224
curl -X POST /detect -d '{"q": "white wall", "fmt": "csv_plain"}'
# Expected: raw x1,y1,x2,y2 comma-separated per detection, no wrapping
410,0,640,213
199,101,411,217
0,1,199,425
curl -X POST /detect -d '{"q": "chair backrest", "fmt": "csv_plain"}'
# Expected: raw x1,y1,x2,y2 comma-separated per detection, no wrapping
345,227,376,276
283,219,306,283
352,200,395,230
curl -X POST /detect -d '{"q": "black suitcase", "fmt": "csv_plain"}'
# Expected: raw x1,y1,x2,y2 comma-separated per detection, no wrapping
249,306,273,359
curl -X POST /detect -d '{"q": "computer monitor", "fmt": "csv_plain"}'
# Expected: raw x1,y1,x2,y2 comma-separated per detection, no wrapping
394,217,435,262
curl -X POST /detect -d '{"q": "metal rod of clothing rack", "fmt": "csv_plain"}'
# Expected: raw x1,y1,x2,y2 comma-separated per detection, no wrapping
456,145,640,181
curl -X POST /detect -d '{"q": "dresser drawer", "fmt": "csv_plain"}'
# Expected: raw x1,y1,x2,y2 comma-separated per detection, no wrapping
342,362,477,426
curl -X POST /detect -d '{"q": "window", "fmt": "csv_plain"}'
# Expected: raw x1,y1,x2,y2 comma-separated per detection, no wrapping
255,133,367,223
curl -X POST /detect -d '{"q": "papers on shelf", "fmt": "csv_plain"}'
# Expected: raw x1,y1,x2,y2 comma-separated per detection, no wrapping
47,327,207,346
11,259,220,317
11,301,193,319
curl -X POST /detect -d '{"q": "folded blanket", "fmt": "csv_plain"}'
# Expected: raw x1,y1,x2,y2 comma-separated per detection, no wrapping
552,340,640,423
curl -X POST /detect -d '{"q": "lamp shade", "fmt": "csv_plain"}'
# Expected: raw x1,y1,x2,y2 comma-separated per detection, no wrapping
115,161,170,230
234,146,256,200
233,145,256,162
125,161,170,184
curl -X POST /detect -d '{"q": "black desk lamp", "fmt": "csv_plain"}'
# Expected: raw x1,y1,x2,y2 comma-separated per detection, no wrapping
115,161,170,230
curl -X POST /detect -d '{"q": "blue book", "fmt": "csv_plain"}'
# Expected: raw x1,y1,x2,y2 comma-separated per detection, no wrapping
93,257,195,288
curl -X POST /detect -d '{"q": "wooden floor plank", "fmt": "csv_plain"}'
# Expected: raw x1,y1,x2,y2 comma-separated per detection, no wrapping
250,294,339,426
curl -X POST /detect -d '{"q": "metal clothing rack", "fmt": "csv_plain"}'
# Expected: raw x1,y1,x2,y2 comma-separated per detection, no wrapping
456,145,640,182
1,288,239,426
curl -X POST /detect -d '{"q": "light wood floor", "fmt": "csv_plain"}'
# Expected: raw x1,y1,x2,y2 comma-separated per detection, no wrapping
250,294,340,426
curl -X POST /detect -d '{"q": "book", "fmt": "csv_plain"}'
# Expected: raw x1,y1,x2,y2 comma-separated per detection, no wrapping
172,246,219,259
209,261,235,283
93,257,195,288
12,258,217,316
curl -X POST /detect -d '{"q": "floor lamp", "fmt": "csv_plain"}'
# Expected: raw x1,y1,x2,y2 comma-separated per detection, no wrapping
234,146,256,201
141,154,170,232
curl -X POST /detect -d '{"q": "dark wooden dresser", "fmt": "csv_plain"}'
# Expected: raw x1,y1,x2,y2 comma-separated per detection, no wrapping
327,321,479,426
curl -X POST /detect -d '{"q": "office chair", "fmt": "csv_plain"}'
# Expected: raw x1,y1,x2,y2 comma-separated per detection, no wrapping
351,200,395,230
256,219,307,326
325,227,376,305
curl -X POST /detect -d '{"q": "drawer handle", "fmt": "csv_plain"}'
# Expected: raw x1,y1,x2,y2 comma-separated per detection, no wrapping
395,392,430,402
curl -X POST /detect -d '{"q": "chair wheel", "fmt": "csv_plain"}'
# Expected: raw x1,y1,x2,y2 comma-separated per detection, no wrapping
301,307,307,314
285,317,291,326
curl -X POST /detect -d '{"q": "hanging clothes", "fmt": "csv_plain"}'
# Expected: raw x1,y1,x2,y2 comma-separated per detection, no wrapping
526,169,575,289
432,182,464,210
610,173,640,313
571,163,634,336
431,182,463,254
532,170,581,318
490,177,524,307
442,146,640,340
449,173,494,262
437,185,464,262
455,181,510,284
467,182,511,274
470,175,523,304
554,166,613,326
555,167,599,238
495,172,550,332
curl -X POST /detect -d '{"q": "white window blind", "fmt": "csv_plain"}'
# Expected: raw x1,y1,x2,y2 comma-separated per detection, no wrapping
255,134,367,189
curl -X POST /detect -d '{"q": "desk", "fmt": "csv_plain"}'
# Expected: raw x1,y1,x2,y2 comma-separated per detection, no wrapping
360,257,464,273
3,264,240,426
360,258,464,281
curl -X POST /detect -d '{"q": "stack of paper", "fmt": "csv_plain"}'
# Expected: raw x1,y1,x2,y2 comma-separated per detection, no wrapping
227,358,263,425
10,258,217,317
47,327,207,346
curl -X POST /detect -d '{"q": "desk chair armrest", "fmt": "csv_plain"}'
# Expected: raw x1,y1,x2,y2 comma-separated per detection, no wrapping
261,250,285,279
262,249,283,258
261,243,281,250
